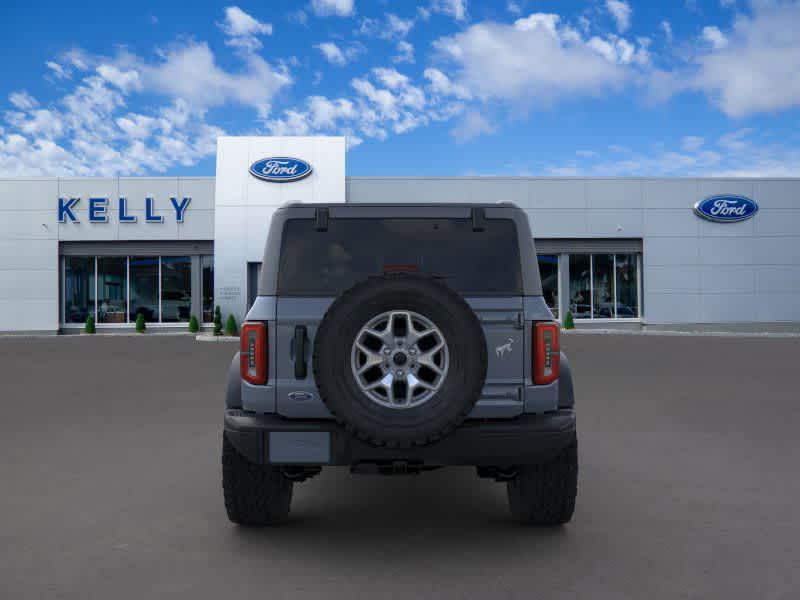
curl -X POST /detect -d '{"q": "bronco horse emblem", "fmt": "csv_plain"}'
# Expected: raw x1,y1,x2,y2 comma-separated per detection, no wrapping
495,337,514,358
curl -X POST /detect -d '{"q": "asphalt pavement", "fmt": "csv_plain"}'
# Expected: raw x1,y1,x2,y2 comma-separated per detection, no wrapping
1,333,798,599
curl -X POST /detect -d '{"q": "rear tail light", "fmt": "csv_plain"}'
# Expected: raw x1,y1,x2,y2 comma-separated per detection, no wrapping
533,321,560,385
240,322,268,385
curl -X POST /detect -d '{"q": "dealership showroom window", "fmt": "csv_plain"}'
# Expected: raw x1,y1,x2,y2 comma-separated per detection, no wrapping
63,254,214,327
536,253,641,321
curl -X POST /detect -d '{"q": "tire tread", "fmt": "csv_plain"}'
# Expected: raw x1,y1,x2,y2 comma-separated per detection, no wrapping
507,439,578,525
222,433,293,526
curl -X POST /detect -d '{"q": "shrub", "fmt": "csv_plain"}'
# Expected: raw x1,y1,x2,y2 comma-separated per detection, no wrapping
135,313,146,333
188,315,199,333
213,306,222,336
84,315,95,334
225,314,238,337
563,311,575,330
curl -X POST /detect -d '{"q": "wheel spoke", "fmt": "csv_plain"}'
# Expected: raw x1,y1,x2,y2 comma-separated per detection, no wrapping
356,351,384,374
407,325,435,346
365,327,392,345
407,373,434,393
365,372,393,391
417,341,445,374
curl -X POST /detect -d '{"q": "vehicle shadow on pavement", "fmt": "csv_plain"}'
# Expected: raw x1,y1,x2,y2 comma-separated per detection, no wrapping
223,467,573,563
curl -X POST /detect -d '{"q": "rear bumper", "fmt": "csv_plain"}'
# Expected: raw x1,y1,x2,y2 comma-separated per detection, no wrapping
224,409,576,467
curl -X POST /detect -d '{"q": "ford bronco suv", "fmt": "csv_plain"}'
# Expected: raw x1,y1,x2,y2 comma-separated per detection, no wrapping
223,203,577,525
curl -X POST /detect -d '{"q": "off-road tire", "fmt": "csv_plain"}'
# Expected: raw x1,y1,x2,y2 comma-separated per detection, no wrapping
313,274,487,448
222,433,293,526
507,438,578,525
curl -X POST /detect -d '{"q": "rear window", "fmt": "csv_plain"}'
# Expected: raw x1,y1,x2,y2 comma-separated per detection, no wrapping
277,217,522,296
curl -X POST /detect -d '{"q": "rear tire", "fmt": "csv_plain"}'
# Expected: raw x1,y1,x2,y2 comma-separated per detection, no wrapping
507,439,578,525
222,433,293,526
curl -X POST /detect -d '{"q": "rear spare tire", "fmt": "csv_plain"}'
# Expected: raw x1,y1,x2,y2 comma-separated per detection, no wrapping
313,274,487,447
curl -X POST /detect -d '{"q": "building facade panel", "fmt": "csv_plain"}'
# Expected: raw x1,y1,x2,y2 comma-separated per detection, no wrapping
642,209,701,237
586,208,644,237
642,179,699,209
585,179,642,209
528,180,587,209
0,138,798,333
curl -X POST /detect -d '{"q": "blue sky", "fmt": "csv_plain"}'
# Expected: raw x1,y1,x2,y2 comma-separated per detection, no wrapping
1,0,798,177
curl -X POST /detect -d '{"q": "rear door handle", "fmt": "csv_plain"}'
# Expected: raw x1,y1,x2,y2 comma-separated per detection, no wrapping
293,325,308,379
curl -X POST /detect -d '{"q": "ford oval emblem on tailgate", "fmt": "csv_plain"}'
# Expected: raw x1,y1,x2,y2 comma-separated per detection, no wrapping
693,195,758,223
249,157,313,183
288,391,314,402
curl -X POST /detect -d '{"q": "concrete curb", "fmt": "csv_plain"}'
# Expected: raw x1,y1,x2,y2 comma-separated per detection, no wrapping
1,331,199,339
195,335,239,342
562,328,800,338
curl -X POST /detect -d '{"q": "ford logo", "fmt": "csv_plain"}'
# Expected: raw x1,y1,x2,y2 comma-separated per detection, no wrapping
693,195,758,223
249,157,312,183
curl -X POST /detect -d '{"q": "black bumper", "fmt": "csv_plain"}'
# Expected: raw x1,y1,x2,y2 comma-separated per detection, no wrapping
224,409,576,467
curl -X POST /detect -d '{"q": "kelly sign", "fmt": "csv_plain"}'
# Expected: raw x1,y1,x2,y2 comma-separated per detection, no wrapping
58,197,191,223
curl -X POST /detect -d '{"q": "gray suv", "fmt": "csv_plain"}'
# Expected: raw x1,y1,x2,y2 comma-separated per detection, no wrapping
223,203,577,525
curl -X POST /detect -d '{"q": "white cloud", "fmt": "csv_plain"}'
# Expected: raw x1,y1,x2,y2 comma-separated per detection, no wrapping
266,66,463,145
96,64,142,93
288,10,308,25
430,0,468,21
45,61,71,80
606,0,632,33
218,6,272,51
546,128,800,177
372,67,410,90
507,1,522,16
315,42,347,66
701,25,728,49
393,41,415,63
0,36,288,175
720,0,736,7
681,135,704,152
314,42,363,66
359,13,415,41
432,13,638,107
690,2,800,116
386,13,414,38
9,91,38,111
6,108,64,139
451,110,496,142
660,20,673,43
587,34,649,66
139,42,290,116
423,67,472,100
310,0,354,17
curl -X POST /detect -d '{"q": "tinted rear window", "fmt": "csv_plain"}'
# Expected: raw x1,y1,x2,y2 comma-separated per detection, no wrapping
277,218,522,296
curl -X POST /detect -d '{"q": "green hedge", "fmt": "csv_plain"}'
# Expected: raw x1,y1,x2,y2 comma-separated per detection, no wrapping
225,314,238,337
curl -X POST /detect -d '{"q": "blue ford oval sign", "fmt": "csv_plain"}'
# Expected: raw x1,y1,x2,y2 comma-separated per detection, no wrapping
693,195,758,223
249,157,312,182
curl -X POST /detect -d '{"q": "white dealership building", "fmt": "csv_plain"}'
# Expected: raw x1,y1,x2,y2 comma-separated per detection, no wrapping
0,136,798,334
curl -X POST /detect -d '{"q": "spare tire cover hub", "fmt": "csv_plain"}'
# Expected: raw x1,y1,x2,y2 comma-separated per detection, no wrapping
351,310,449,410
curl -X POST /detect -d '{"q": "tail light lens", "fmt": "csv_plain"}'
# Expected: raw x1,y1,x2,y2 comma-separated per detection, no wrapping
533,321,560,385
240,322,268,385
